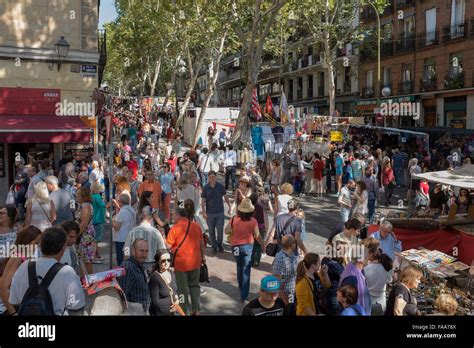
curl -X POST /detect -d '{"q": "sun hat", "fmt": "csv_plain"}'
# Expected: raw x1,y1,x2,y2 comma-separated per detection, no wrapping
238,198,255,213
260,275,281,293
239,175,250,183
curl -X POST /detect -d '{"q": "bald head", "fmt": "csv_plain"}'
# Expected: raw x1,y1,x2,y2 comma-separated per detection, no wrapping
281,235,296,249
132,239,149,263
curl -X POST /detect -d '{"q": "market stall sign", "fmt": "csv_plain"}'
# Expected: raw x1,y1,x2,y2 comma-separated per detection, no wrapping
330,131,343,142
451,120,466,129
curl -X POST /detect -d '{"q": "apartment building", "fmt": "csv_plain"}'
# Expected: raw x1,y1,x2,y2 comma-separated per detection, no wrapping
357,0,474,128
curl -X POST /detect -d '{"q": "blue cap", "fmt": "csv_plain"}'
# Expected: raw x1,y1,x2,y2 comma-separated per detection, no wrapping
260,275,281,293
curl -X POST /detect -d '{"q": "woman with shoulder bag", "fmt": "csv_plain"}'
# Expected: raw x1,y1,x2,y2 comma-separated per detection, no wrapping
75,187,96,275
165,200,206,315
24,182,56,232
149,249,184,316
225,198,265,303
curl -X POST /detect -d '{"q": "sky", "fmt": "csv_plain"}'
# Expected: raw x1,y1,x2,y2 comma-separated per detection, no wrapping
99,0,118,28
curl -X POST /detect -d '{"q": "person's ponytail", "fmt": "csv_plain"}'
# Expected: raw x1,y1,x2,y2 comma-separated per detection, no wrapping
184,199,195,220
296,260,307,283
380,253,393,272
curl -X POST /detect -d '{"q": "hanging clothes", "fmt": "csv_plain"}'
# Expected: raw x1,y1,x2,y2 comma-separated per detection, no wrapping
251,126,265,156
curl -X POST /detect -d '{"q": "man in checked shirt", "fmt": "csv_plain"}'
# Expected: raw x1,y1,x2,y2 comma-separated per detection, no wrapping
271,235,298,305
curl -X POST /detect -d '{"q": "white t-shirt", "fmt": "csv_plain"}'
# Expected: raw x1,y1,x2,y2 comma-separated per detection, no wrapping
113,205,136,242
9,257,85,315
364,262,391,299
277,194,292,216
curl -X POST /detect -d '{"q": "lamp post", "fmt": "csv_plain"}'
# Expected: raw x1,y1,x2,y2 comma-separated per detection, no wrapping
54,36,70,72
367,1,381,126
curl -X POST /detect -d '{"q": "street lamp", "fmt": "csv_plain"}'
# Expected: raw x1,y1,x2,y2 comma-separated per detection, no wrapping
54,36,70,72
367,1,381,126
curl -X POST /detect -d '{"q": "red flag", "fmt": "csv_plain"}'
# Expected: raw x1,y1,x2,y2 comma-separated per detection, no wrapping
251,88,262,120
264,94,276,122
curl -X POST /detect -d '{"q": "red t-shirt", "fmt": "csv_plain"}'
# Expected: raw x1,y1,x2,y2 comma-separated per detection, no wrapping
419,181,429,195
126,160,139,180
230,216,258,246
168,158,178,173
313,159,325,180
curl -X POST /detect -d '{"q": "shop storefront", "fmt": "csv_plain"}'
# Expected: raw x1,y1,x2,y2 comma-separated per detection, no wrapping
444,96,467,129
354,96,418,127
0,87,93,199
422,97,437,127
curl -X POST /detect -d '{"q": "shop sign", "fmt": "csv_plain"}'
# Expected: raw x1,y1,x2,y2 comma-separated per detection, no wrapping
0,144,4,177
0,87,60,116
450,120,466,129
330,131,343,142
70,64,81,73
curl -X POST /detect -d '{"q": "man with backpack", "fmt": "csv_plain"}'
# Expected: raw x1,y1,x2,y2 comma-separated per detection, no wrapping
9,227,85,315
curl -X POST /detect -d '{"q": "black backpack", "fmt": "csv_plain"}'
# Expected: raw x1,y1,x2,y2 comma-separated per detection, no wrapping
18,261,65,316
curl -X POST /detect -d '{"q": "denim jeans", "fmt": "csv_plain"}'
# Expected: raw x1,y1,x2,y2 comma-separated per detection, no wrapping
115,241,125,267
340,207,351,223
394,168,404,187
201,172,209,188
225,166,237,190
232,243,253,301
206,212,225,250
368,199,376,223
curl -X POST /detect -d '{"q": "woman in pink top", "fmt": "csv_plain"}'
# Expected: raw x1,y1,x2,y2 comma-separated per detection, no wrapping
225,198,265,302
382,161,395,206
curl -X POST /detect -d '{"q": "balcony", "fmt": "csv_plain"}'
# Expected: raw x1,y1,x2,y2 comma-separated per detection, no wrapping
442,21,468,42
360,7,376,23
398,81,414,94
417,30,439,47
382,2,394,16
318,86,324,97
420,76,437,92
444,72,465,90
344,81,352,94
396,34,415,53
360,46,376,62
364,87,374,98
397,0,414,9
381,41,394,56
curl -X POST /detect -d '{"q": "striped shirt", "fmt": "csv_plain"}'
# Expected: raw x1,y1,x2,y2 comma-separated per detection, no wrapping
118,257,150,312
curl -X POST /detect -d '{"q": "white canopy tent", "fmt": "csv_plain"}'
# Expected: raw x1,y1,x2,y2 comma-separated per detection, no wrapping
413,164,474,189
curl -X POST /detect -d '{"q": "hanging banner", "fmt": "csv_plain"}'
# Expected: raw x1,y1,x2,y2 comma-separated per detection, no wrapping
330,131,343,142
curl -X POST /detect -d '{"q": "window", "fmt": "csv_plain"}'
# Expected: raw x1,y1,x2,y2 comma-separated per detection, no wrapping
449,52,463,76
425,8,437,44
383,22,393,40
232,87,240,100
383,67,391,87
308,75,313,97
450,0,465,38
403,15,415,37
366,70,373,89
289,79,294,100
259,84,270,96
273,82,280,93
402,63,412,82
423,57,436,79
318,72,325,96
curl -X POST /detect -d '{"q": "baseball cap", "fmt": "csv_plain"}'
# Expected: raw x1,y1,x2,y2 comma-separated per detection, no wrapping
260,275,281,293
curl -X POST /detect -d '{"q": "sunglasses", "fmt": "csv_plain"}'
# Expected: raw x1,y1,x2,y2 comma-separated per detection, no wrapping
160,259,171,263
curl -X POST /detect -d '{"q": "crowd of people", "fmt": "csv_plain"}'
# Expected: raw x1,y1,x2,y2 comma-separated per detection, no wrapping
0,104,470,317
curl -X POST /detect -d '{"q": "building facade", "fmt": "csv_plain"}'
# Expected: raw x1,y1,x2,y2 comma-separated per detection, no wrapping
357,0,474,129
0,0,106,199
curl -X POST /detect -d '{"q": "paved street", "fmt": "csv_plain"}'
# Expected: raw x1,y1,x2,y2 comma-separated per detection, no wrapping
93,138,408,315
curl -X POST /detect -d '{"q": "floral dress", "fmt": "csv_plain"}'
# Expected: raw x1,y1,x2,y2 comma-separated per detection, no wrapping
75,202,96,263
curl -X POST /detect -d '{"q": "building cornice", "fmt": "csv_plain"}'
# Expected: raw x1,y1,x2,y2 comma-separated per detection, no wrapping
0,46,99,64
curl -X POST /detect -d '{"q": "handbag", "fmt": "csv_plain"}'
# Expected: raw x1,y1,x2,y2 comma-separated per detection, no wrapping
170,221,191,268
225,217,235,243
265,216,296,257
199,263,210,283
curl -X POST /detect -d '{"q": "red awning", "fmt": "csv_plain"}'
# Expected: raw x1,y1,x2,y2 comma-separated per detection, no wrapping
0,115,92,143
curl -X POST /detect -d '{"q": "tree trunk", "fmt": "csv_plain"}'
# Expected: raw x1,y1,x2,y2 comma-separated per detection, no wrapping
177,54,203,128
162,63,178,108
327,59,336,124
231,81,254,148
193,31,227,147
149,58,162,97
